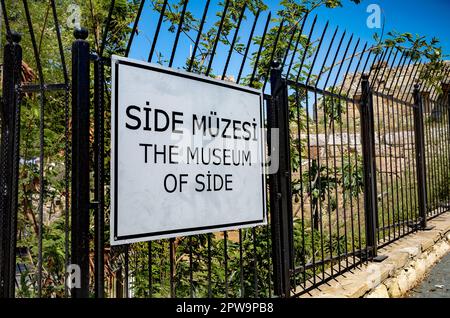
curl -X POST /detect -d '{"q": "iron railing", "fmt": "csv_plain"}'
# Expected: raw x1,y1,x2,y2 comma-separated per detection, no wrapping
0,0,449,299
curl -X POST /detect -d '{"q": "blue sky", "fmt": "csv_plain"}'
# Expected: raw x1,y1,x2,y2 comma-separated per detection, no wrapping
313,0,450,57
127,0,450,88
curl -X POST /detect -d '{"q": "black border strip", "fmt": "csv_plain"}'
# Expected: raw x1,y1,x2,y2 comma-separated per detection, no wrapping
116,220,265,241
113,58,266,242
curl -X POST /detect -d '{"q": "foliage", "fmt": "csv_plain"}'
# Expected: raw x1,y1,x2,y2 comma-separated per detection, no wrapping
150,0,267,74
341,153,363,199
3,0,138,297
321,88,346,127
372,30,446,94
128,228,272,298
2,0,448,298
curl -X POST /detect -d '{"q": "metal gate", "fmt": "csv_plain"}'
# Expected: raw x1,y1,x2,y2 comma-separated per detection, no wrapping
1,0,449,298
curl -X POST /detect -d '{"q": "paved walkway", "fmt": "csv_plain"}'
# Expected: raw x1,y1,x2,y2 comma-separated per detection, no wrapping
409,252,450,298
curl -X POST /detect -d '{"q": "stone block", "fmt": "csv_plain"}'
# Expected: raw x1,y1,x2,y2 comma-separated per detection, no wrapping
341,280,370,298
397,271,409,294
421,238,435,252
425,252,438,267
376,157,406,174
385,251,409,271
414,259,426,279
327,133,361,146
303,134,326,147
399,246,420,258
384,131,415,145
366,284,389,298
386,279,402,298
365,263,393,289
405,268,417,290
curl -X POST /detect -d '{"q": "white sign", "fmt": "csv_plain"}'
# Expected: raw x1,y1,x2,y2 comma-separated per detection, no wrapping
111,56,267,245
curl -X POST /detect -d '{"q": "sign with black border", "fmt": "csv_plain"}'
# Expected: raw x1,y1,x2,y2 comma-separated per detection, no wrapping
111,55,266,245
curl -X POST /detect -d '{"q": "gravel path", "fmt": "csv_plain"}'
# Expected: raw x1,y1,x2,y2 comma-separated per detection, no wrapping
409,252,450,298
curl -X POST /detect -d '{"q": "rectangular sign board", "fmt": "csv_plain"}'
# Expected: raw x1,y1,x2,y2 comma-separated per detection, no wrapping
111,55,266,245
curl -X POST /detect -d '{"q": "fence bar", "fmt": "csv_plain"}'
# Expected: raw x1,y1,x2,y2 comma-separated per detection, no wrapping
116,262,123,298
413,84,431,230
94,58,105,298
125,0,145,57
447,88,450,209
448,88,450,150
71,28,91,298
0,31,22,298
148,0,168,63
268,61,293,297
205,0,230,76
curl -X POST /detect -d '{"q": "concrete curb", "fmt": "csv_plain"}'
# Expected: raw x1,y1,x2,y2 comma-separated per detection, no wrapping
300,212,450,298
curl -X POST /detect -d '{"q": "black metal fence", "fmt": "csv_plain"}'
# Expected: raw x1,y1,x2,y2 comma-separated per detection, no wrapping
0,0,449,299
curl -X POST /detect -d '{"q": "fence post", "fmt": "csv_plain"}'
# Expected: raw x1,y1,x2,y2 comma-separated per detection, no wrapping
93,57,105,298
447,87,450,207
268,61,293,297
360,74,385,261
71,28,91,298
413,84,433,230
0,31,22,298
115,262,123,298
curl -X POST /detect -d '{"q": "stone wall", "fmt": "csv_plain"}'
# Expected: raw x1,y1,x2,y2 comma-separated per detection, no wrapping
299,129,416,174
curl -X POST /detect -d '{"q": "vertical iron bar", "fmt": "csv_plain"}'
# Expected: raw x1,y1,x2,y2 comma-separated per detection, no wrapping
148,0,168,62
262,19,285,91
252,228,258,297
94,59,105,298
188,237,193,298
50,0,69,82
124,245,129,298
99,0,115,57
286,14,309,78
406,101,418,226
238,229,244,297
71,28,91,298
281,24,298,71
0,31,22,298
205,0,230,76
223,231,228,298
446,88,450,212
249,12,271,86
294,88,306,288
207,234,212,297
236,9,260,84
374,94,387,243
148,241,153,298
49,4,71,289
116,262,123,298
385,97,398,240
22,0,46,297
188,0,211,72
169,0,189,67
403,100,415,229
221,3,246,80
9,40,21,299
125,0,146,57
0,0,11,37
169,238,175,298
